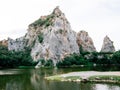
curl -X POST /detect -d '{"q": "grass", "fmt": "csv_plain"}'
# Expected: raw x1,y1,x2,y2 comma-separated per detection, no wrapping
45,75,63,81
89,75,120,84
46,74,120,84
45,75,81,81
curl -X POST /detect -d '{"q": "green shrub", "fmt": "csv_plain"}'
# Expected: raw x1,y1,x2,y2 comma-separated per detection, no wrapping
38,33,43,43
59,29,63,34
56,53,89,67
30,14,54,27
44,59,54,67
112,50,120,64
38,59,54,68
0,45,37,68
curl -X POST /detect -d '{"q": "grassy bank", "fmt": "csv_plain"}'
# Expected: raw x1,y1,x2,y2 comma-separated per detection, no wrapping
89,75,120,84
45,75,81,82
45,71,120,84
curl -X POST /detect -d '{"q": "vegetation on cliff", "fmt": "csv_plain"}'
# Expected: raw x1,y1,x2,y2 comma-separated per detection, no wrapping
30,14,54,27
38,33,44,43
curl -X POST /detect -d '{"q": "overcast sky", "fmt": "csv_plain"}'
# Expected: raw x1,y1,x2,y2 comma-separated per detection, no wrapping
0,0,120,51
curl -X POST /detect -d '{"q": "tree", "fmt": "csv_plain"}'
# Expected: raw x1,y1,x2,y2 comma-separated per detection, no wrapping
112,50,120,64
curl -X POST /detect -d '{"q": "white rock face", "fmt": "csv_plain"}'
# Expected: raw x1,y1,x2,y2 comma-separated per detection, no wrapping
101,36,115,52
30,7,79,64
8,7,79,65
8,37,27,51
8,7,116,66
77,30,96,52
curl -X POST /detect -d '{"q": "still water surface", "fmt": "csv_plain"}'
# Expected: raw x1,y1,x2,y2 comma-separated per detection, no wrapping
0,66,120,90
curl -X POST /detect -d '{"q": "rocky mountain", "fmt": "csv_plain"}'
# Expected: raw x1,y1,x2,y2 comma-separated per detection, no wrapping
77,31,96,52
8,37,27,51
101,36,115,52
7,7,115,65
8,6,80,65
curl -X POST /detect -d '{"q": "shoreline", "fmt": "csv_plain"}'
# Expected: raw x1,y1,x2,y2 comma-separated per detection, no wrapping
45,71,120,84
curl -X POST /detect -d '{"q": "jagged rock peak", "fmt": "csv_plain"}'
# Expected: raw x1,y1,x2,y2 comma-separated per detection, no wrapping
8,6,79,65
77,30,96,52
29,6,68,28
25,6,71,48
8,37,27,51
52,6,63,15
101,35,115,52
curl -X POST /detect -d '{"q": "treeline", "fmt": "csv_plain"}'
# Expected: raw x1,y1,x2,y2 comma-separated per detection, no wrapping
56,50,120,68
37,50,120,68
0,44,120,68
0,45,37,68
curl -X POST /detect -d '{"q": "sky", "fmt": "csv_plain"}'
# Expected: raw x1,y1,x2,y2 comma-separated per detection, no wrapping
0,0,120,51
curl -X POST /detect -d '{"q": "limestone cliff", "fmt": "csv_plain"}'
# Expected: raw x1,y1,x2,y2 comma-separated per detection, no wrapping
8,6,79,64
29,7,79,64
8,7,116,65
8,37,27,51
101,36,115,52
77,30,96,52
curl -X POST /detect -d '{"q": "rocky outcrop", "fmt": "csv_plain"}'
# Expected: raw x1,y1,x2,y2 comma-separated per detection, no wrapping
0,39,8,46
8,7,116,66
8,6,79,65
8,37,27,51
77,30,96,52
29,6,79,64
101,36,115,52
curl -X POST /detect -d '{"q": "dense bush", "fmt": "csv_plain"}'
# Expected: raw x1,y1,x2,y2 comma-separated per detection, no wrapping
39,59,54,67
38,33,44,43
112,50,120,64
0,43,120,68
56,47,120,67
56,53,89,67
44,59,54,67
0,45,37,68
30,14,54,27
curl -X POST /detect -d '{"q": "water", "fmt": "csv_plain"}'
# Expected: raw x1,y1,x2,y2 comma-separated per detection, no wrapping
0,66,120,90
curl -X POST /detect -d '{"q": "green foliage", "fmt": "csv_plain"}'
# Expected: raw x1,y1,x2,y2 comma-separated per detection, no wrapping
0,45,37,68
39,59,45,65
31,40,36,47
89,75,120,83
79,45,90,56
56,53,88,67
44,59,54,67
56,49,120,68
112,50,120,64
59,29,63,34
38,33,43,43
39,59,54,68
31,14,54,27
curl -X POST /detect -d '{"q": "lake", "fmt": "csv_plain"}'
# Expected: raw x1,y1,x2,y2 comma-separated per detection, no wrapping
0,66,120,90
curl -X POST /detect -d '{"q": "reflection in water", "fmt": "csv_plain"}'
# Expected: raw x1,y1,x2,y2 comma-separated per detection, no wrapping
30,69,47,90
0,67,119,90
6,81,22,90
94,84,120,90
